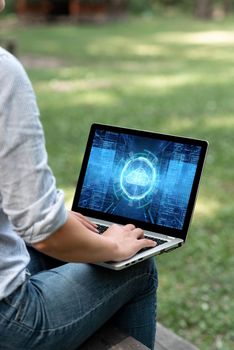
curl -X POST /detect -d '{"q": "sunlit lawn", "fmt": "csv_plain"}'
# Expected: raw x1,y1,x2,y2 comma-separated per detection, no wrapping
1,13,233,350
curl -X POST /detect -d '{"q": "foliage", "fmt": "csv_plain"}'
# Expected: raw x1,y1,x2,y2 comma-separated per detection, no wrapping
128,0,234,14
127,0,152,14
1,14,234,349
127,0,194,13
3,0,234,16
3,0,15,13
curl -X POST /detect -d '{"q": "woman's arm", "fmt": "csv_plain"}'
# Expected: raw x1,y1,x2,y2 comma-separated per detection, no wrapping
33,211,156,263
0,50,156,263
0,49,67,243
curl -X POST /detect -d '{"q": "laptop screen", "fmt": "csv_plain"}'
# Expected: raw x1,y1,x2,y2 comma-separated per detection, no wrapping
72,124,208,240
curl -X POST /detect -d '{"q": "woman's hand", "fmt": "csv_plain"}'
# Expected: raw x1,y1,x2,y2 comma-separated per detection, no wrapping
103,223,157,262
69,214,157,261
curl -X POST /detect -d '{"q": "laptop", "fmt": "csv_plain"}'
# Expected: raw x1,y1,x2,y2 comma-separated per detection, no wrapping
71,123,208,270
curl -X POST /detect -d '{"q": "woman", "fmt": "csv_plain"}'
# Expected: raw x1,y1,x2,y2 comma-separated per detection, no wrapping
0,1,158,349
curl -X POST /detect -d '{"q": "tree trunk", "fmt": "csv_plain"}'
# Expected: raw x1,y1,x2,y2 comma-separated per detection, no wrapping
194,0,213,19
223,0,231,14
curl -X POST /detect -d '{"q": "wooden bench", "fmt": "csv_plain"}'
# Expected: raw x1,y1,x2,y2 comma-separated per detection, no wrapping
79,323,199,350
155,323,199,350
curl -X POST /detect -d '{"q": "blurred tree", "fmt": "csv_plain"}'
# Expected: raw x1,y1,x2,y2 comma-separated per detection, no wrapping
223,0,231,14
14,0,126,18
8,0,234,18
194,0,213,18
127,0,151,14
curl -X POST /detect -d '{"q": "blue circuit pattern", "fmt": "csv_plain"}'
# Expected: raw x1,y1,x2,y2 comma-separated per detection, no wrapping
78,130,201,230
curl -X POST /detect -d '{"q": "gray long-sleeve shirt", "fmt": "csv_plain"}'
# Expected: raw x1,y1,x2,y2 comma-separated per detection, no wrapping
0,48,67,299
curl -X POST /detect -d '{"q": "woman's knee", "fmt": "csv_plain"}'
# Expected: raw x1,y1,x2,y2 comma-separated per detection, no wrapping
143,257,158,290
129,257,158,295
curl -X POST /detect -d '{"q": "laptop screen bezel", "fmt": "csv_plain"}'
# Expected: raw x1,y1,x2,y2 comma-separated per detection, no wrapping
71,123,208,241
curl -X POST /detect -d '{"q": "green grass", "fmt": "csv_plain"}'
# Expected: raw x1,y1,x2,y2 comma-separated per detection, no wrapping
1,13,233,349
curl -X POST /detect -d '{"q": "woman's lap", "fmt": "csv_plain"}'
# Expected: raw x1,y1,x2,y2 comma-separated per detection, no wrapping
0,248,158,350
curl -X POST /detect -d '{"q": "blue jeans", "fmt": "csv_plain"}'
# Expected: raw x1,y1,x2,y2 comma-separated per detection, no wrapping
0,247,158,350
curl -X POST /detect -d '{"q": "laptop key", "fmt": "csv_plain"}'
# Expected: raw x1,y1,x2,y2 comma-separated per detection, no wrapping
97,224,108,234
138,236,167,253
145,236,167,246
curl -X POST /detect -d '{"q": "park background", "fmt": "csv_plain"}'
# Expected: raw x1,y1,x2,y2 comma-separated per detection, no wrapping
1,1,233,349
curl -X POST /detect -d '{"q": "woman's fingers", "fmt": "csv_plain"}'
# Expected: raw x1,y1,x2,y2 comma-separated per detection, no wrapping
124,225,144,239
137,238,157,250
123,223,135,231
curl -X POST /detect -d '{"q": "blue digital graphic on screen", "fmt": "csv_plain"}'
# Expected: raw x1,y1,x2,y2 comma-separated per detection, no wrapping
78,130,201,230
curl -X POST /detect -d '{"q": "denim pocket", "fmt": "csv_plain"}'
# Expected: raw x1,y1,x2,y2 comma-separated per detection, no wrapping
2,280,29,322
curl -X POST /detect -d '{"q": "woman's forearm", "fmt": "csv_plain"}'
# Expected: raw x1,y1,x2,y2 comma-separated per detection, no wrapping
33,212,156,263
33,212,118,263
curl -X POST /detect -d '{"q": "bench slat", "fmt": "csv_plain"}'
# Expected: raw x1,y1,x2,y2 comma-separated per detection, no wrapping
79,324,149,350
79,322,199,350
156,323,199,350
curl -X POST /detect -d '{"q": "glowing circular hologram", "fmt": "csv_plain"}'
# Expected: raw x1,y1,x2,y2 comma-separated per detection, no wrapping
120,156,156,200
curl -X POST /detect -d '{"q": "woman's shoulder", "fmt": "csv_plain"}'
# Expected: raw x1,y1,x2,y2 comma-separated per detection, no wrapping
0,47,31,89
0,47,26,80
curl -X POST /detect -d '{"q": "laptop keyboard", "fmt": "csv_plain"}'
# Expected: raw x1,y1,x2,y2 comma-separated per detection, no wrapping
97,224,109,234
96,224,167,249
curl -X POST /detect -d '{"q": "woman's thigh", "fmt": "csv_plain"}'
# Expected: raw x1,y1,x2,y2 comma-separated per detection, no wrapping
0,259,157,350
26,246,65,275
